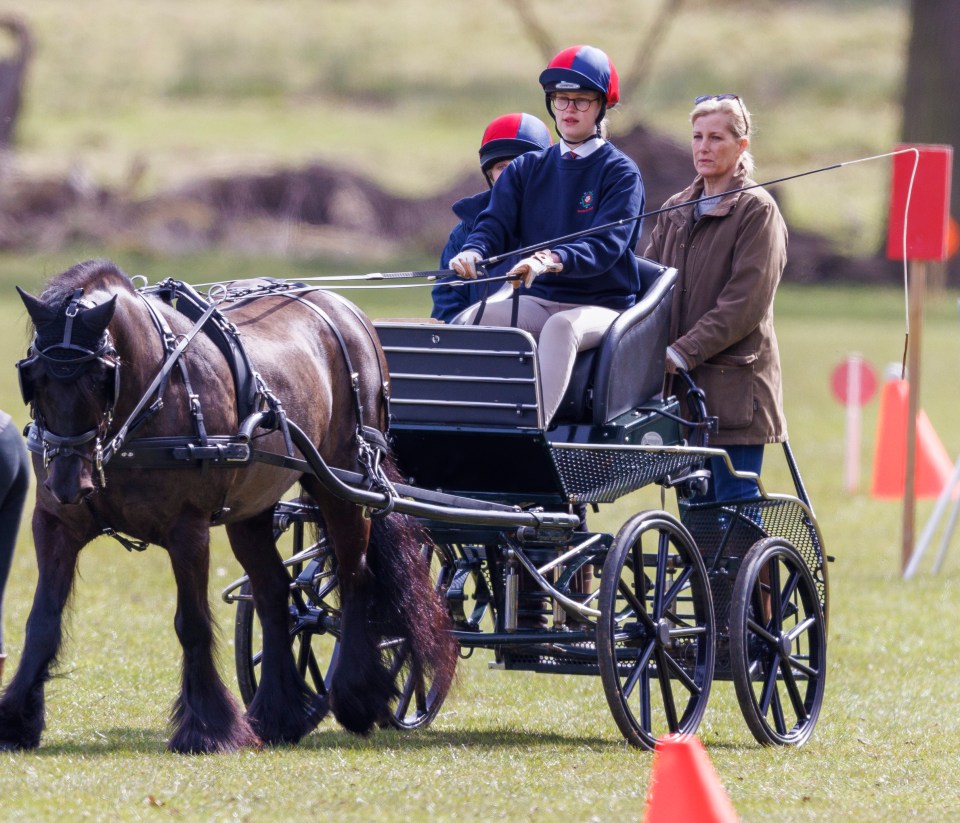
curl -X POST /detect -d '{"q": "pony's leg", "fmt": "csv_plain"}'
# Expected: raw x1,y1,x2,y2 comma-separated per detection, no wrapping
226,510,327,744
165,520,260,753
0,507,82,750
325,502,459,737
314,497,395,735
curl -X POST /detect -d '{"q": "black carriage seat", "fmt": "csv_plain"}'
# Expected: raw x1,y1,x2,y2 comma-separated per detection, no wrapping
373,260,677,502
553,258,677,426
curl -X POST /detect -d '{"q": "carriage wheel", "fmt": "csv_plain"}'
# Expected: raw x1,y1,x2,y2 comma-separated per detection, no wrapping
234,530,341,707
381,542,456,730
729,537,827,746
597,510,715,750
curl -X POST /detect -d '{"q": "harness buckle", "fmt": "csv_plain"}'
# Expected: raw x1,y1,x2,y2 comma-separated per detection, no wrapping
94,442,106,487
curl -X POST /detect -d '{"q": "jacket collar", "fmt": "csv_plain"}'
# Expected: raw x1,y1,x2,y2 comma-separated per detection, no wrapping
667,167,749,227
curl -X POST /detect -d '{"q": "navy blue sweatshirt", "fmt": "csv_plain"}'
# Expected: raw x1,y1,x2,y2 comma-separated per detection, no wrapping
462,142,644,311
432,190,519,322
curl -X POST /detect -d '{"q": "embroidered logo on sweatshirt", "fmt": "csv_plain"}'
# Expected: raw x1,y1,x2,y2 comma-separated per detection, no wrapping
578,190,595,213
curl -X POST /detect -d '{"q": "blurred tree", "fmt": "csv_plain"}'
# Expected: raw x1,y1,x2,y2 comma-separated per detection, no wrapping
503,0,686,120
901,0,960,281
0,15,31,149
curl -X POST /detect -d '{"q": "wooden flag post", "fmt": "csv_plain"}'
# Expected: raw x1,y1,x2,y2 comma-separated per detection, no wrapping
886,144,953,575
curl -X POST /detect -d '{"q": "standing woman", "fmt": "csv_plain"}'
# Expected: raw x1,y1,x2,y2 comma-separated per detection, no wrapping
450,45,644,427
645,94,788,501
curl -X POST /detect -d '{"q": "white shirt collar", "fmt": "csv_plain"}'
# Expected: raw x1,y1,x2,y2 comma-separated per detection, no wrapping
560,136,604,159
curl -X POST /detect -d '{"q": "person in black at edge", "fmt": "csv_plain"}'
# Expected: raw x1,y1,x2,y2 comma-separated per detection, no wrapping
0,410,29,685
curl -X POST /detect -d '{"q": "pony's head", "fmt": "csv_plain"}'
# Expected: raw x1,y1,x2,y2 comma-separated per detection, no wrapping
17,284,119,504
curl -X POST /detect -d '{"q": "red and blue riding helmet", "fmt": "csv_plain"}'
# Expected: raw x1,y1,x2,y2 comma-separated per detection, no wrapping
538,45,620,133
478,113,552,184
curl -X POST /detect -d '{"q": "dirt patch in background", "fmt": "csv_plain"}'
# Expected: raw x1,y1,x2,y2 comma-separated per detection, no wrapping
0,124,895,283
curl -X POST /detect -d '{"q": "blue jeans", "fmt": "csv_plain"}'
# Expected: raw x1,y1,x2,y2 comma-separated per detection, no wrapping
696,444,764,504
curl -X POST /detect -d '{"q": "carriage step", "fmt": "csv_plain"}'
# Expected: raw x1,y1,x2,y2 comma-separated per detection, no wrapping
495,646,600,676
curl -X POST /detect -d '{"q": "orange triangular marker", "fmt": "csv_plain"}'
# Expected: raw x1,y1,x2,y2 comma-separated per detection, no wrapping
870,378,954,498
643,735,739,823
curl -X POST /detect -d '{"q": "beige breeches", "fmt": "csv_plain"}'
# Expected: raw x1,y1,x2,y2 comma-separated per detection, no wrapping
458,295,618,425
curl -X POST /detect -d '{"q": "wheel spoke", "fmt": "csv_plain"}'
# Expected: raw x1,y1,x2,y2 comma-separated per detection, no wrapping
620,640,656,701
777,568,802,615
305,646,326,694
768,559,783,628
759,656,780,714
746,617,777,646
618,577,654,630
652,530,670,616
780,658,810,721
660,646,704,695
655,648,680,730
769,675,788,735
394,666,416,719
660,566,694,615
786,616,817,645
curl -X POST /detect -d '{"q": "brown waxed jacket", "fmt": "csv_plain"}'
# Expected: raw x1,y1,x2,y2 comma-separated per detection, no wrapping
644,168,788,445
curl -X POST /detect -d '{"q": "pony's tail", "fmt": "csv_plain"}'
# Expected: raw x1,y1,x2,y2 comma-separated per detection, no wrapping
367,508,458,706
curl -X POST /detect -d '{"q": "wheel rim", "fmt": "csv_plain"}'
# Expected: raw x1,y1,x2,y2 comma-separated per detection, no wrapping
731,538,827,746
598,511,715,749
234,536,341,708
382,542,455,730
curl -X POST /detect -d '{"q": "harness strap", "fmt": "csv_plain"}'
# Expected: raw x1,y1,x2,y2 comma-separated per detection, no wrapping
280,292,368,437
85,500,149,552
153,279,261,420
103,297,221,462
323,289,393,426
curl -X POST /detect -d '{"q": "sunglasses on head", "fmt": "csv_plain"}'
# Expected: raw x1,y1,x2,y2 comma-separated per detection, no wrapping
695,94,749,135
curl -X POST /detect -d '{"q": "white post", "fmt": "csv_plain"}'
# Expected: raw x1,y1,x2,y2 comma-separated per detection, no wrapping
844,354,863,494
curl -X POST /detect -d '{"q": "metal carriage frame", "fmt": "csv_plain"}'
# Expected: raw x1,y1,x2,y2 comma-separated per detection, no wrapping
221,263,830,749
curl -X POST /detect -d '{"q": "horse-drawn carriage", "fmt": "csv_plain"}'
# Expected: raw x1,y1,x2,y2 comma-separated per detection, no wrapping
222,259,830,750
4,257,828,753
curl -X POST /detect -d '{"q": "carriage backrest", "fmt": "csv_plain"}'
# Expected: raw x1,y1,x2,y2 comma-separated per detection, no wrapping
554,259,677,425
375,323,544,429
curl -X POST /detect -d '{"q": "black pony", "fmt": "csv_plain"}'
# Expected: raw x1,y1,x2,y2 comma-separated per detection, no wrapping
1,260,456,753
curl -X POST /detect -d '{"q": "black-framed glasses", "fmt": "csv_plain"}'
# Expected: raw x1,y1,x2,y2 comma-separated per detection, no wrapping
695,93,749,135
550,94,600,112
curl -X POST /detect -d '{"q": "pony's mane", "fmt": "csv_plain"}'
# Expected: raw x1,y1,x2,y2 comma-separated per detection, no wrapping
39,259,136,306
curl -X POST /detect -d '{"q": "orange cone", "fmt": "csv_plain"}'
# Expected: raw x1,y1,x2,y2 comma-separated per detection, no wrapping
870,378,954,498
643,734,739,823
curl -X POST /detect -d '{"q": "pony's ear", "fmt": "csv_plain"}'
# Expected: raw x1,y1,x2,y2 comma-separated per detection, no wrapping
16,286,58,328
79,295,117,336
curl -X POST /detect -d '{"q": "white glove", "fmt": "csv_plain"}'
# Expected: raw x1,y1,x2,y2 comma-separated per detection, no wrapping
507,249,562,288
449,249,483,280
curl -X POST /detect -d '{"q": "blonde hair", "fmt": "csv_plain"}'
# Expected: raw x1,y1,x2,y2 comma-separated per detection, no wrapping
690,96,754,178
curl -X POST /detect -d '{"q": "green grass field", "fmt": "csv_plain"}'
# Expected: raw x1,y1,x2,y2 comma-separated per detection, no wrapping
0,250,959,821
0,1,955,819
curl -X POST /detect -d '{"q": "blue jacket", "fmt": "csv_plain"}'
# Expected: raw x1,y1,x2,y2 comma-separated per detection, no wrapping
432,190,517,322
461,142,644,311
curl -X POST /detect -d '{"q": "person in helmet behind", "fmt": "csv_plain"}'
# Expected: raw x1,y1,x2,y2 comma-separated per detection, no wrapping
449,45,645,426
431,112,552,323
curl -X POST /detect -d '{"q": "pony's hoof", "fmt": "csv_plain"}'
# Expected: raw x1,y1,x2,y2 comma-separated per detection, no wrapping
168,717,262,754
247,693,328,746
